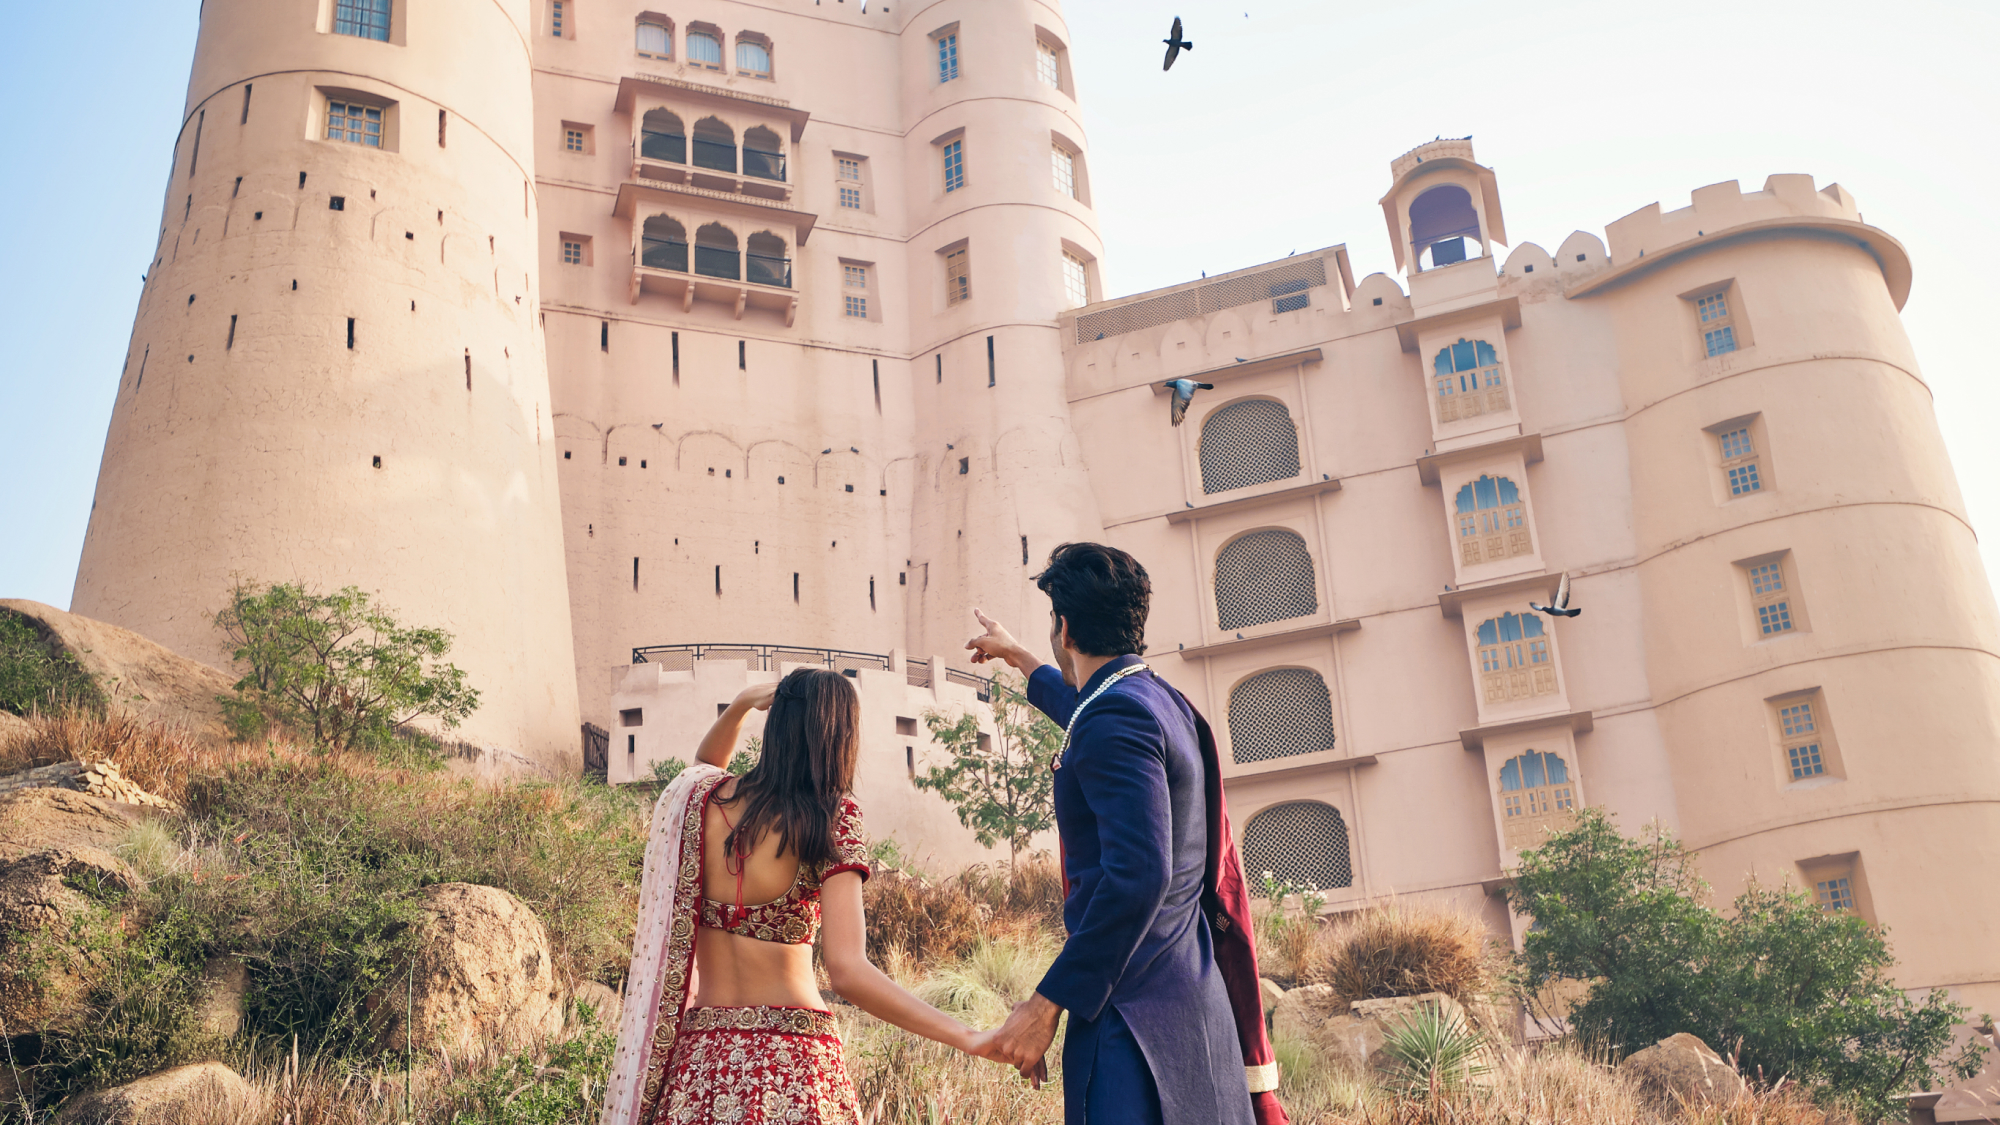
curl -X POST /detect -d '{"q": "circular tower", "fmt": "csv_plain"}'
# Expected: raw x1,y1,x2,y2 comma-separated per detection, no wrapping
73,0,581,770
1598,178,2000,1019
895,0,1109,658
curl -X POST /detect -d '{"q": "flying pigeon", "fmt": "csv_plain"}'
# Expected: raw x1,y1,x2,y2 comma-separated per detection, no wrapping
1162,16,1192,70
1531,572,1582,619
1163,378,1214,426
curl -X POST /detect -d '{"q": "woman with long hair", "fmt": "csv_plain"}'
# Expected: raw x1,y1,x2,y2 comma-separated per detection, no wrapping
602,668,993,1125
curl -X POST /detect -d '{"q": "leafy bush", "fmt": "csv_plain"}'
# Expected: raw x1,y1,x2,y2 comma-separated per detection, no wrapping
0,610,103,718
915,671,1061,869
1508,808,1983,1121
212,581,478,754
432,1018,617,1125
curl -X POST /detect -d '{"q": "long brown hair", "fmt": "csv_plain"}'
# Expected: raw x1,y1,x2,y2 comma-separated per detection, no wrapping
717,667,859,870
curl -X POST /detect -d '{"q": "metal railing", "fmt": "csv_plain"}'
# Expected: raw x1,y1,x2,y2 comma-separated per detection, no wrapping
694,245,740,280
742,147,786,182
746,252,792,289
640,130,686,164
691,138,735,172
641,236,688,272
631,643,992,700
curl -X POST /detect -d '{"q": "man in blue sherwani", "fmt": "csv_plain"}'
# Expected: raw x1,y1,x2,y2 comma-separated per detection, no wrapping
966,542,1276,1125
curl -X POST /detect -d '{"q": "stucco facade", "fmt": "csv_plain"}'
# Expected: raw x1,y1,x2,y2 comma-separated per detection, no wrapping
74,3,1999,1111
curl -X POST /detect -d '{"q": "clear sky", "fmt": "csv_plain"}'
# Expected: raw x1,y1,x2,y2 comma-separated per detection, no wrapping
2,0,1996,611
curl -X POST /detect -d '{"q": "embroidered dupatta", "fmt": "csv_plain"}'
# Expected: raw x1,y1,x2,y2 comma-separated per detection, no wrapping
602,764,729,1125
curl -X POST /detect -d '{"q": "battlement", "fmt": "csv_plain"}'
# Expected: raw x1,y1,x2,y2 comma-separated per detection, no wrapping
1603,174,1860,265
1390,138,1477,182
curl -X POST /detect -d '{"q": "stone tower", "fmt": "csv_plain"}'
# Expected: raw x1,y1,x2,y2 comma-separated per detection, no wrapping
72,0,582,770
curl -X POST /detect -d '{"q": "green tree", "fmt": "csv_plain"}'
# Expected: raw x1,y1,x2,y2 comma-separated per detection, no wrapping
213,581,479,754
913,670,1060,870
0,610,105,716
1507,808,1983,1120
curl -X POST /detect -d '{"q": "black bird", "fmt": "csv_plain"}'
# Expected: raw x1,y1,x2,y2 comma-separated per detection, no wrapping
1163,378,1214,426
1530,572,1583,619
1162,16,1192,70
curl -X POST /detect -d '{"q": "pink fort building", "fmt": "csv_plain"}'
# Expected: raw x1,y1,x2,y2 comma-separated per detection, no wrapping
71,0,2000,1108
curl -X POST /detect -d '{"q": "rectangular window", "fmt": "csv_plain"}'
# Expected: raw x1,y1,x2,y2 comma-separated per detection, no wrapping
844,264,868,289
636,21,670,58
1719,425,1762,496
1779,700,1822,778
1037,41,1061,87
839,185,861,210
1697,291,1737,356
942,139,965,193
937,33,959,82
551,0,565,37
1749,559,1794,636
334,0,392,40
838,158,861,181
1062,250,1088,309
845,294,868,318
1051,145,1076,198
565,128,585,153
1814,874,1854,912
326,101,383,147
945,245,971,306
563,240,583,265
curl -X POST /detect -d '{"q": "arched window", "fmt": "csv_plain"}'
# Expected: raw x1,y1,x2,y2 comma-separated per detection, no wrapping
736,34,772,77
693,222,739,280
635,16,671,59
1200,400,1301,495
1410,183,1479,269
1497,749,1576,849
1433,338,1507,422
1228,669,1336,764
745,231,790,288
1475,612,1556,704
687,29,723,69
742,125,785,183
691,117,735,173
639,108,684,164
641,215,686,272
1453,475,1530,565
1243,801,1352,892
1215,530,1317,631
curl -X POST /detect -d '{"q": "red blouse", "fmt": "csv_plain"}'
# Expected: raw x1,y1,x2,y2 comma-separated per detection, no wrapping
698,780,871,946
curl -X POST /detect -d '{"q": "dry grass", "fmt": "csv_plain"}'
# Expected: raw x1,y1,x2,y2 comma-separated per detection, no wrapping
1298,904,1500,1004
863,854,1066,966
0,708,230,804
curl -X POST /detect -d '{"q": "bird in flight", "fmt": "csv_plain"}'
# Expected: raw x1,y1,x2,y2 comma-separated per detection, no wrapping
1163,378,1214,426
1162,16,1193,70
1530,572,1583,619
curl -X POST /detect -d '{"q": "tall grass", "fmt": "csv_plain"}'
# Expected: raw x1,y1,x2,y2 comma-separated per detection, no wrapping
0,709,218,803
1301,904,1498,1005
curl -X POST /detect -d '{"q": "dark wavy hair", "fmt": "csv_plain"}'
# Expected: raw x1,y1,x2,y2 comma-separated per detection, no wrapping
1034,541,1151,657
716,667,859,870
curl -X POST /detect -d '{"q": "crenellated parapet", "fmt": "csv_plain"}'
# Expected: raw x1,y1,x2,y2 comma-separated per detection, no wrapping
1603,175,1860,263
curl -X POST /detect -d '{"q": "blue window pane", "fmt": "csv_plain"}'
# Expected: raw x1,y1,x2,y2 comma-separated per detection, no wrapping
1522,614,1544,638
737,41,770,74
688,33,722,66
1705,326,1737,357
1758,601,1793,634
1500,760,1521,791
1455,484,1475,514
334,0,391,40
1478,620,1498,645
1475,340,1497,366
1522,751,1546,789
1452,340,1476,372
1545,753,1568,784
1729,463,1761,495
942,140,964,192
1789,743,1824,779
1434,349,1454,376
1497,476,1519,505
938,33,959,81
1499,613,1523,643
1474,476,1498,510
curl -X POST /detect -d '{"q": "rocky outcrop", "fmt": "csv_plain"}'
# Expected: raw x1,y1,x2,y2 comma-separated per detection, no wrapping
568,980,624,1031
1621,1032,1748,1110
194,957,248,1038
1270,983,1346,1046
52,1062,261,1124
0,788,149,862
0,600,236,741
364,882,566,1057
0,845,142,1031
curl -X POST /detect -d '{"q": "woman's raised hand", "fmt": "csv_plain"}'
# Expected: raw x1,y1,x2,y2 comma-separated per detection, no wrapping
735,682,778,711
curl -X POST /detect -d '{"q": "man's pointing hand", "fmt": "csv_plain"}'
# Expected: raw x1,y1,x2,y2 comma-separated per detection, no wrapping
966,608,1036,674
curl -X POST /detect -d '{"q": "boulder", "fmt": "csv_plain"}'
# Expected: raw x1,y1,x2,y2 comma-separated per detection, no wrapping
0,846,143,1031
364,883,565,1057
1270,983,1345,1045
1259,977,1286,1018
194,957,248,1038
1313,993,1473,1075
0,788,149,863
0,600,237,742
1621,1032,1748,1110
568,980,624,1031
52,1062,261,1125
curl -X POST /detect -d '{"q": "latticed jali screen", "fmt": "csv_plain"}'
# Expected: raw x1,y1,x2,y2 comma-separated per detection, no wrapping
1228,669,1336,763
1074,257,1328,343
1200,400,1301,494
1242,801,1352,891
1215,530,1318,630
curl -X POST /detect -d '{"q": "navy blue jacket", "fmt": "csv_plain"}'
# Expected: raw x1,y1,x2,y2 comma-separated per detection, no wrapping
1031,656,1253,1125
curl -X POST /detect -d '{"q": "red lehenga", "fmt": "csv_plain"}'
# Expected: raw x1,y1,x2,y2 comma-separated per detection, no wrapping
601,766,871,1125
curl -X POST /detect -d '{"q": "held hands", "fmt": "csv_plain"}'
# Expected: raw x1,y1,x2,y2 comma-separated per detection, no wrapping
971,992,1062,1088
965,609,1034,674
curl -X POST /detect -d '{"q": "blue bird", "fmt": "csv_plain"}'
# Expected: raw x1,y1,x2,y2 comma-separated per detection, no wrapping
1163,378,1214,426
1162,16,1193,70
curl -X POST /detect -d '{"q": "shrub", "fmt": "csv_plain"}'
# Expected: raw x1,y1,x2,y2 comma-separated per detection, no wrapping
862,855,1064,966
1508,808,1983,1121
914,670,1061,869
0,610,104,718
0,709,214,803
1379,1003,1492,1099
212,581,479,754
1301,904,1496,1005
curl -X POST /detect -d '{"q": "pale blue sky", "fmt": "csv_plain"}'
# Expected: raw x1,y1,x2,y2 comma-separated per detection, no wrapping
3,0,1996,610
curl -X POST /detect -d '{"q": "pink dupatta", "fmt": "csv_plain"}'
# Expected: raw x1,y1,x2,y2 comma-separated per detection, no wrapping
601,764,729,1125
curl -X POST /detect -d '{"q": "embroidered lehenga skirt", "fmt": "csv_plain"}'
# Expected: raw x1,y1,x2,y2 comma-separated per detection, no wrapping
660,1006,860,1125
